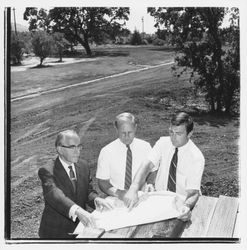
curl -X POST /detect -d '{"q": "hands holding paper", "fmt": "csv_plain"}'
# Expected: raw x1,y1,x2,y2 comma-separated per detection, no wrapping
123,183,155,210
173,196,191,221
75,207,97,228
94,197,114,212
75,197,114,228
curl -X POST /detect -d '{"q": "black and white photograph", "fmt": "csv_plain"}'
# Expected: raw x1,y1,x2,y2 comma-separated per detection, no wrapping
2,0,247,247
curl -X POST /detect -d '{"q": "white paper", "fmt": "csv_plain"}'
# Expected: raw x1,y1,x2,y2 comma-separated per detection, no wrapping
74,191,185,233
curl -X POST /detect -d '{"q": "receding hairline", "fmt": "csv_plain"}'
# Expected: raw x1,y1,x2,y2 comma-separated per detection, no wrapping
55,130,79,147
114,112,137,128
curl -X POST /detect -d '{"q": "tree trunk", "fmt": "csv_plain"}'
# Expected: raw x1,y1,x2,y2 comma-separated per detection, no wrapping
209,97,216,113
59,52,63,62
83,41,92,56
40,57,44,66
76,34,92,56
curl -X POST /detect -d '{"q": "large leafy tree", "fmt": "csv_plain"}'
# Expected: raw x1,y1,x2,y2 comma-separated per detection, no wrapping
24,7,130,55
31,30,53,66
148,7,239,113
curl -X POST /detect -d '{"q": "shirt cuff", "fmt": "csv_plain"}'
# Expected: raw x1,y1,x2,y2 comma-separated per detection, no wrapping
69,204,80,222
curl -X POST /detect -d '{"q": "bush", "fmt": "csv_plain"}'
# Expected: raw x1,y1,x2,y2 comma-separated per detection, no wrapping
152,38,166,46
11,32,25,65
130,29,142,45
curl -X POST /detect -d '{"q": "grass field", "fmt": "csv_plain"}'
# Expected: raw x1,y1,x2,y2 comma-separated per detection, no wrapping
10,45,239,238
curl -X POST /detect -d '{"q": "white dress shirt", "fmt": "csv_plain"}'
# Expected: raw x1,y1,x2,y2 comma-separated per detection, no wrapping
148,137,205,196
96,138,152,190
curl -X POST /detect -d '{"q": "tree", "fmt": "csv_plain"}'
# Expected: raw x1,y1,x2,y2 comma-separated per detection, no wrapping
11,32,25,64
148,7,240,113
31,31,53,66
24,7,130,56
52,32,70,62
130,29,142,45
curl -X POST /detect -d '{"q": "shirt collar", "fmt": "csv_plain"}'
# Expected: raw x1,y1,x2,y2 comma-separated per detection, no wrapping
59,156,75,170
176,139,191,153
117,138,135,149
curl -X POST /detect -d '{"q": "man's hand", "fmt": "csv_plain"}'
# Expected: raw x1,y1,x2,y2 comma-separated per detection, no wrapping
123,188,139,211
177,204,192,221
144,183,155,193
94,197,114,211
115,189,127,201
75,207,96,228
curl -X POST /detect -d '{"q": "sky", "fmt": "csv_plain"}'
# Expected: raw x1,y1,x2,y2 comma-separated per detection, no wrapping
12,6,157,34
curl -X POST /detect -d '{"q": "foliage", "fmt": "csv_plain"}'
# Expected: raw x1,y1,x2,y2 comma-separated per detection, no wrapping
130,29,142,45
24,7,130,55
148,7,240,113
10,32,25,64
31,31,53,66
51,32,70,62
16,31,32,54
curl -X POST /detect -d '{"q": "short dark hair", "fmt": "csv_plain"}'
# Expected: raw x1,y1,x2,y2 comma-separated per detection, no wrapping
114,112,137,129
55,130,79,147
170,112,194,134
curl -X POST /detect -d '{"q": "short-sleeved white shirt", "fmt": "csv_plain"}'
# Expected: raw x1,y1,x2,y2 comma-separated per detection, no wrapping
96,138,152,190
148,137,205,196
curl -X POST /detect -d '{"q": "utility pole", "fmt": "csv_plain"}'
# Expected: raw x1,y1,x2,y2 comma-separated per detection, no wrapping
141,16,144,39
13,7,18,36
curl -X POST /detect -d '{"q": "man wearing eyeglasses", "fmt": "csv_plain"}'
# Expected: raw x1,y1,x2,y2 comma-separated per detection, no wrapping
123,112,205,221
38,130,112,239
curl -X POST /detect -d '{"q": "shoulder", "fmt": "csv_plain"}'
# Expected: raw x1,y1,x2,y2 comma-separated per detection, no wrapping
38,158,55,175
133,138,151,147
154,136,171,146
100,139,119,153
77,158,89,168
188,140,205,161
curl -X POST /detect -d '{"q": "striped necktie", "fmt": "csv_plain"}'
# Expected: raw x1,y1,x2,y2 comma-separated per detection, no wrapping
124,145,132,190
167,148,178,192
68,166,77,193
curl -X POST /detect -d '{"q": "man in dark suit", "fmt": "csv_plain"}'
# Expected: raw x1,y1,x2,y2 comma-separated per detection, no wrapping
38,130,112,239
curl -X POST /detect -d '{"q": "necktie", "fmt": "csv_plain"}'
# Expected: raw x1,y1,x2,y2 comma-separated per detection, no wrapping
68,166,77,193
167,148,178,192
124,145,132,190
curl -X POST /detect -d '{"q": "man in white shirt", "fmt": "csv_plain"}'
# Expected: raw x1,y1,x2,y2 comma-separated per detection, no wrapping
38,130,112,238
96,112,154,200
124,112,205,221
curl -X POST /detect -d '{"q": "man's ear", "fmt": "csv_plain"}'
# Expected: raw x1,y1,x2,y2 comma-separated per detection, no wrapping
188,130,193,138
56,146,61,155
134,124,137,132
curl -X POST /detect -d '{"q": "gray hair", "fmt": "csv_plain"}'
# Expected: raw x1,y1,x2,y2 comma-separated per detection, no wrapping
114,112,137,129
55,130,79,147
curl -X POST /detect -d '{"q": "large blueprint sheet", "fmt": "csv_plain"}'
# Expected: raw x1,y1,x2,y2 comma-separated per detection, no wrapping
74,191,185,233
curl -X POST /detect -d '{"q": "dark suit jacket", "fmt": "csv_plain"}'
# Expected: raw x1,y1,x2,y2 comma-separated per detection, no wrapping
38,157,98,239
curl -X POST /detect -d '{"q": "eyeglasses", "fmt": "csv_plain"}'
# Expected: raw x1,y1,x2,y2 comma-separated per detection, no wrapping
60,144,83,150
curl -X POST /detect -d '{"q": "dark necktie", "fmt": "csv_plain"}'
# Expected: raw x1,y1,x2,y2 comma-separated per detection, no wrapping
167,148,178,192
124,145,132,190
68,166,77,193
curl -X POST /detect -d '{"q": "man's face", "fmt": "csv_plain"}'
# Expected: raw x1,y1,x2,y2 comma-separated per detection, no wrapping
169,124,192,148
58,134,81,164
117,121,137,145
